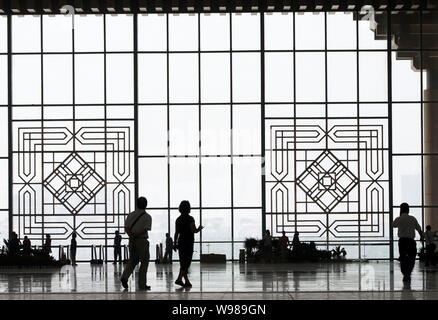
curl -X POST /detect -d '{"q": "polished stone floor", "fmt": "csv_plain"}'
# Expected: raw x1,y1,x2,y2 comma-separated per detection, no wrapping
0,261,437,300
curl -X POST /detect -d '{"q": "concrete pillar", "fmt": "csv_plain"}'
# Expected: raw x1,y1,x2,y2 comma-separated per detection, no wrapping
424,69,438,230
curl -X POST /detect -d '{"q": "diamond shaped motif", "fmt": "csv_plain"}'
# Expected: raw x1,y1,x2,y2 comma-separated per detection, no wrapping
44,153,105,215
296,150,358,212
318,173,336,190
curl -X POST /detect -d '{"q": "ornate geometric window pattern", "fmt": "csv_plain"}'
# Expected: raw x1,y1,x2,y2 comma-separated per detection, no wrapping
0,8,433,260
44,153,106,215
264,12,393,259
267,114,389,257
296,150,358,213
10,15,135,261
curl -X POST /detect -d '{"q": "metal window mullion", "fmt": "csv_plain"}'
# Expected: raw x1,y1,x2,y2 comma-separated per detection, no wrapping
260,11,266,237
9,48,413,54
166,13,171,247
134,13,139,210
387,8,394,261
356,11,361,260
324,11,329,251
420,8,425,233
72,10,76,238
7,14,12,239
13,100,438,106
229,12,234,260
198,13,203,257
293,12,297,234
104,14,108,263
40,15,45,245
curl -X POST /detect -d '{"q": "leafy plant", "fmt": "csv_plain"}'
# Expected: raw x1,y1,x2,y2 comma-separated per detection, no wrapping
244,238,258,256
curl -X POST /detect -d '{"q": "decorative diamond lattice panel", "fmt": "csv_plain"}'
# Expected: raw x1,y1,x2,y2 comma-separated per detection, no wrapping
265,119,389,243
296,150,358,213
13,123,135,244
44,153,105,215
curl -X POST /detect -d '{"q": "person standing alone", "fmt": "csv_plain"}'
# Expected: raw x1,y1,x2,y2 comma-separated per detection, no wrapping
164,233,173,263
70,232,77,266
113,230,122,264
393,203,424,283
174,201,203,287
120,197,152,290
424,225,437,267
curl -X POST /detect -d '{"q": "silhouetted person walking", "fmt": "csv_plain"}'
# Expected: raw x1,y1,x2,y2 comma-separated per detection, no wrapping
120,197,152,290
43,234,51,256
424,225,437,267
70,232,77,266
164,233,173,263
393,203,423,283
113,230,122,264
174,201,203,287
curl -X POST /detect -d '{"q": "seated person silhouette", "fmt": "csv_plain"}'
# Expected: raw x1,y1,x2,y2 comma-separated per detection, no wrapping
4,232,21,256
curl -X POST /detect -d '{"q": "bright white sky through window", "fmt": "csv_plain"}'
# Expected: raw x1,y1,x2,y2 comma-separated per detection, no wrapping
0,12,427,260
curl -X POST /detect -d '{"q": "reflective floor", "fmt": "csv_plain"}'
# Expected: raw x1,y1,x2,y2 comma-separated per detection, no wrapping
0,261,437,300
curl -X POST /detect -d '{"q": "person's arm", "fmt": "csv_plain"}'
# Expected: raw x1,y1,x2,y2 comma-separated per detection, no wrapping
128,215,151,238
174,222,179,252
134,216,151,237
190,222,204,234
124,223,134,239
392,217,400,228
173,233,179,251
131,227,147,238
415,220,424,240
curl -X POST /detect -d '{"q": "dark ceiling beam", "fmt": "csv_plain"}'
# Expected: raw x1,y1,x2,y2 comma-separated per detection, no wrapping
0,0,434,14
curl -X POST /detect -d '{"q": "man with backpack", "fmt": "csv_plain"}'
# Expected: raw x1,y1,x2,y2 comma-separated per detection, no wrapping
120,197,152,290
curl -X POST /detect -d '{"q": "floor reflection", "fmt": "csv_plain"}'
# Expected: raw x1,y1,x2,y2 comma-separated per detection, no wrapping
0,261,436,297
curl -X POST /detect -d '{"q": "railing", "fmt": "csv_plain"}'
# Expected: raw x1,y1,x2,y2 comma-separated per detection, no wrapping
8,240,403,262
34,244,132,263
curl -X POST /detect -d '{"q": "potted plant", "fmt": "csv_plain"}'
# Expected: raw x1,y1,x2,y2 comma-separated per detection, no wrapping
244,238,258,263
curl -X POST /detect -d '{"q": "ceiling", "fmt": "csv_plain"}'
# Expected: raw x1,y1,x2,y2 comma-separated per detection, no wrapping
0,0,435,15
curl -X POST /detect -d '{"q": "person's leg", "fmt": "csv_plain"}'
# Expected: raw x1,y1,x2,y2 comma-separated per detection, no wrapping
175,247,187,286
169,249,173,263
115,247,121,263
144,240,150,287
175,269,184,285
406,239,417,278
398,238,408,279
425,245,431,266
182,270,189,285
181,254,190,285
136,239,149,289
182,245,194,287
432,244,437,266
163,250,169,262
121,241,139,284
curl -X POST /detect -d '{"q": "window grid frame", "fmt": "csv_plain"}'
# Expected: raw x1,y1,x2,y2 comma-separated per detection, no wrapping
3,9,435,261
